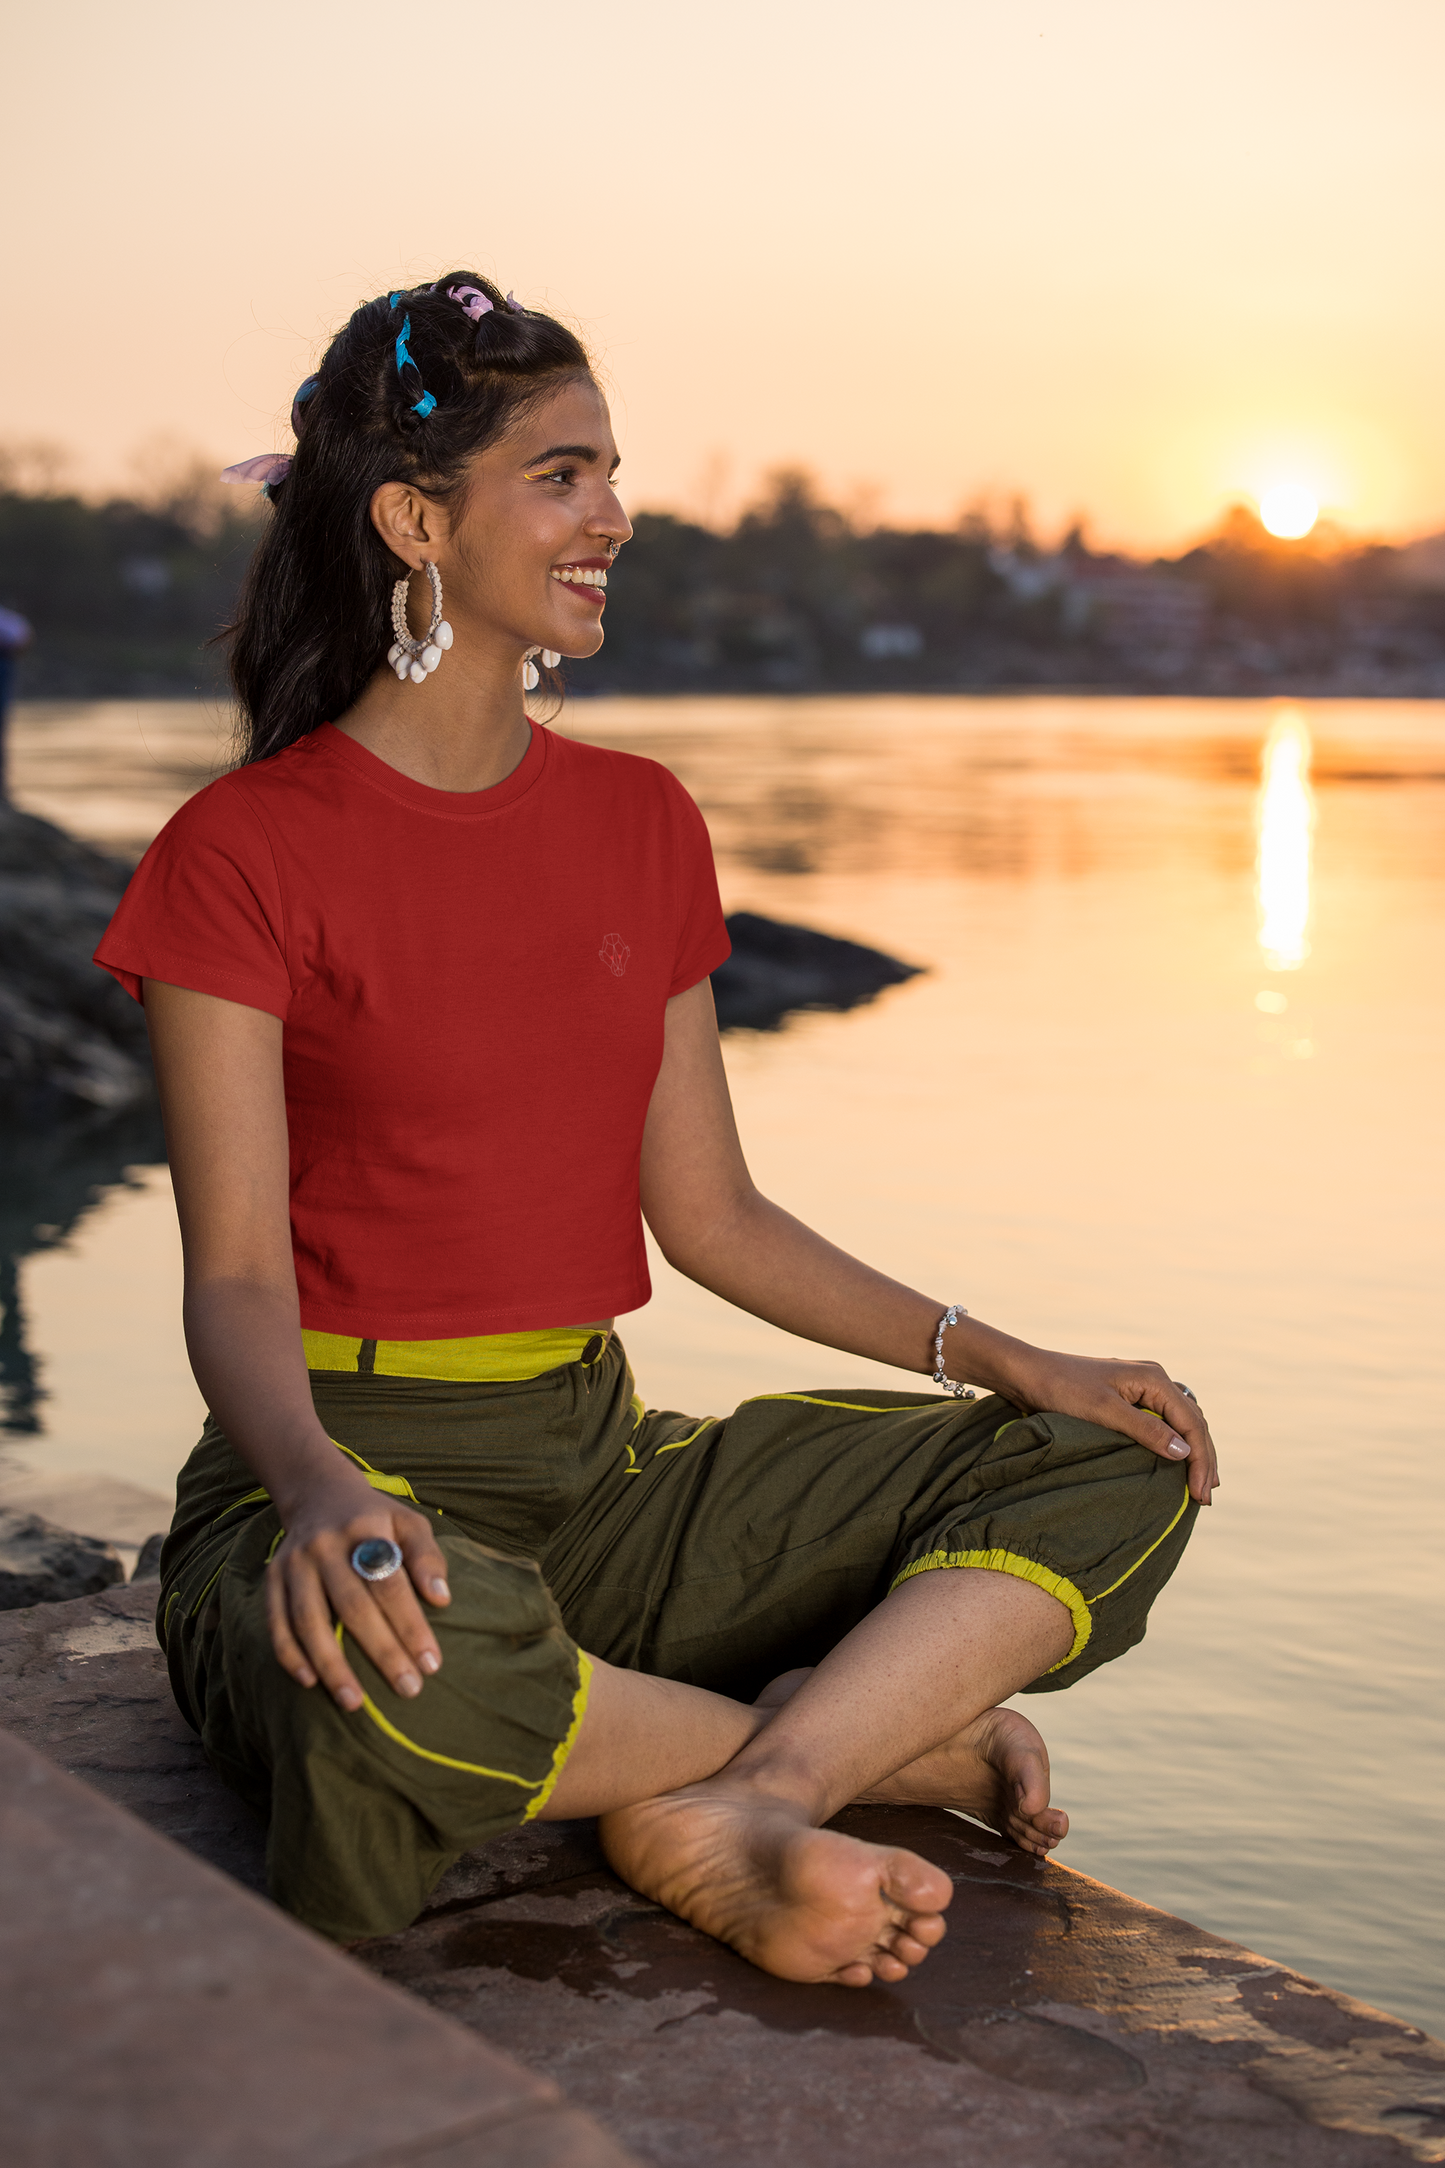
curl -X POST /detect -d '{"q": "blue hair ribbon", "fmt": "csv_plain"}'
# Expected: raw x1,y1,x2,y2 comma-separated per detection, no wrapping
391,306,439,419
289,374,319,439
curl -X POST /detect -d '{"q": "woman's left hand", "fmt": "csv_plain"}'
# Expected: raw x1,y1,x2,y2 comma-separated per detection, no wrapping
992,1345,1219,1505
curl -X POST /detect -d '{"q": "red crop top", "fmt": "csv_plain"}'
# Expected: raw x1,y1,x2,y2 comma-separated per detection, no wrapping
95,722,731,1337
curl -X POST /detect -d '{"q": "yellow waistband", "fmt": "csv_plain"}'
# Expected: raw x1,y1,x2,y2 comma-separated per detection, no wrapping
301,1327,608,1383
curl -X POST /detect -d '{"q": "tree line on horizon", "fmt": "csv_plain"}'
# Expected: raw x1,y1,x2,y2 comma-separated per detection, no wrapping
2,453,1444,700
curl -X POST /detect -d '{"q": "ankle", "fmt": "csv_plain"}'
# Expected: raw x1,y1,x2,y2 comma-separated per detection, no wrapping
711,1744,835,1823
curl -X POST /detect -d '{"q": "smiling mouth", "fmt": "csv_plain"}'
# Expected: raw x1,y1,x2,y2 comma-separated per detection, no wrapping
551,562,609,598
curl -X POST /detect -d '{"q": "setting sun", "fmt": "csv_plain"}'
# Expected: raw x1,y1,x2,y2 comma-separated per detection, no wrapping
1259,484,1320,540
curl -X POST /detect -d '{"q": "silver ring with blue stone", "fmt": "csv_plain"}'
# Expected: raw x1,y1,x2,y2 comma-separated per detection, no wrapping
350,1536,404,1583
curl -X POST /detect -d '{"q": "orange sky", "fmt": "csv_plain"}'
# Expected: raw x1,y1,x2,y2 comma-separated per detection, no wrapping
6,0,1445,548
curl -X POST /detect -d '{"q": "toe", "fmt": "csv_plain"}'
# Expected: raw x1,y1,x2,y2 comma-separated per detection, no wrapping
1007,1799,1068,1852
871,1951,910,1983
834,1960,874,1988
885,1849,953,1917
1011,1762,1052,1819
885,1930,932,1966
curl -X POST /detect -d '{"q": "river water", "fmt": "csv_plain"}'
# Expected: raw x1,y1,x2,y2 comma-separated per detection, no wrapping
7,693,1444,2034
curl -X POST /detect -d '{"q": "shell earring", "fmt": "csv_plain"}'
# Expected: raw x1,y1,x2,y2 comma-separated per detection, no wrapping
522,647,562,692
388,563,453,684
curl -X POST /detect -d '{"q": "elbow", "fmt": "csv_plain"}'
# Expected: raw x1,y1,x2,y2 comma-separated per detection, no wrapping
646,1217,697,1276
645,1182,762,1284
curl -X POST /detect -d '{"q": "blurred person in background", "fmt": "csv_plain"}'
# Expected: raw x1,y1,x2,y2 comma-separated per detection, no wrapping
0,604,32,802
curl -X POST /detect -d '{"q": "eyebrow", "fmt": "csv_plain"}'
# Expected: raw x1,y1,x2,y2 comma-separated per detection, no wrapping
525,442,621,473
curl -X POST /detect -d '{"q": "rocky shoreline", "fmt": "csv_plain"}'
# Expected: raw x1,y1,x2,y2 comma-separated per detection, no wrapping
0,803,154,1125
0,1505,145,1609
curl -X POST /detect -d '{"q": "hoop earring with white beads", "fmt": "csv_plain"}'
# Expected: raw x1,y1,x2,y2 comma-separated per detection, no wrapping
388,563,452,684
522,647,561,692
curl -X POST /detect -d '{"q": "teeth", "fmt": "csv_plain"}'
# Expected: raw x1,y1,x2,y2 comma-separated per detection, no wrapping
550,568,608,587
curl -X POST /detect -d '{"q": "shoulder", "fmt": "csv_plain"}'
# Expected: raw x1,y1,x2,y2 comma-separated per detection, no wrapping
143,768,269,857
152,733,334,850
131,737,342,900
545,729,704,820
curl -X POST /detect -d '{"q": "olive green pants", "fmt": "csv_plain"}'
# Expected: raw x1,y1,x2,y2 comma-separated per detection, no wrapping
158,1336,1196,1941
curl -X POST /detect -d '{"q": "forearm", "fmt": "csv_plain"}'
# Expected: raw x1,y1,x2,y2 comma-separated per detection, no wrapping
661,1186,1218,1499
183,1277,356,1519
658,1188,1035,1397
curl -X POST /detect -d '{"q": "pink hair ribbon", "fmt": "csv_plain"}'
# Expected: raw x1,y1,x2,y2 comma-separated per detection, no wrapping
447,285,494,322
220,453,293,487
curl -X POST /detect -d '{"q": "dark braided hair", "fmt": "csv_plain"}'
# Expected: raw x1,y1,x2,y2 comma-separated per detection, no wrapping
227,274,592,764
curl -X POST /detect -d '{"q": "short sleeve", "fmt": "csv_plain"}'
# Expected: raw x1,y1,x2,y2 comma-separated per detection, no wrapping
93,777,293,1018
661,771,731,998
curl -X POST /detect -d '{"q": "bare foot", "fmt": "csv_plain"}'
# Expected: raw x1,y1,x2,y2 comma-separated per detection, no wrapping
862,1705,1069,1857
756,1669,1068,1860
600,1782,953,1987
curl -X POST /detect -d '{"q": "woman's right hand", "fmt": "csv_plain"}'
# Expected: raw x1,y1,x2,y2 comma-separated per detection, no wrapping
265,1467,452,1711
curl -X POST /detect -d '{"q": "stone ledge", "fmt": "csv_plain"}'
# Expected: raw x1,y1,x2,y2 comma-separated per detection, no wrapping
0,1724,634,2168
4,1584,1444,2166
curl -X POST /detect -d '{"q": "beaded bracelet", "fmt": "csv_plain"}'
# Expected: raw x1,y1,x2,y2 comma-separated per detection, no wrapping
932,1304,977,1399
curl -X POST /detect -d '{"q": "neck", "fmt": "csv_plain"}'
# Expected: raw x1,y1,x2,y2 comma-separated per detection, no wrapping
336,627,535,793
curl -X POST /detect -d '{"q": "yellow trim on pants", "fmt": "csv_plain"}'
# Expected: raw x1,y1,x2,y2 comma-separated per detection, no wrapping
335,1624,594,1805
523,1652,594,1821
891,1548,1094,1672
301,1327,606,1382
890,1479,1192,1676
1094,1483,1193,1600
213,1440,425,1527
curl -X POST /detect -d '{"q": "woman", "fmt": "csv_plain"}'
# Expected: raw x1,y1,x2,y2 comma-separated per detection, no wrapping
96,273,1217,1989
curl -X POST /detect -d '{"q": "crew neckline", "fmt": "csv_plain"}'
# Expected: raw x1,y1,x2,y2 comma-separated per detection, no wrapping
310,719,548,819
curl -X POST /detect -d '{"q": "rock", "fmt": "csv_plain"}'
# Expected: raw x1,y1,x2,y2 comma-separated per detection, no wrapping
1,1724,632,2168
0,1508,125,1609
713,910,923,1032
0,1582,268,1889
131,1532,165,1581
0,802,153,1125
0,1471,176,1547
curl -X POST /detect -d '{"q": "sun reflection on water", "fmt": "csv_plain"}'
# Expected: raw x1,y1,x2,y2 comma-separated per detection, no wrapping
1257,706,1314,970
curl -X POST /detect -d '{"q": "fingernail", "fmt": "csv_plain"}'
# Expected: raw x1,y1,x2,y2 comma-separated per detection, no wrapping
419,1650,440,1674
1167,1437,1190,1457
337,1687,362,1712
296,1666,316,1687
396,1671,421,1698
430,1578,451,1601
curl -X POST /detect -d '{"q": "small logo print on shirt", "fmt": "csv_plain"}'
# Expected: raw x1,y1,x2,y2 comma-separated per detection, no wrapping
599,933,631,978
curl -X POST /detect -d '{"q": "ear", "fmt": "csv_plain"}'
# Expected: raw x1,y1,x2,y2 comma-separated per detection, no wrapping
370,481,449,567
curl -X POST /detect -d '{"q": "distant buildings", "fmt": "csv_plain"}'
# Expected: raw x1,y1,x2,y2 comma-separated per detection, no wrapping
4,466,1445,698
